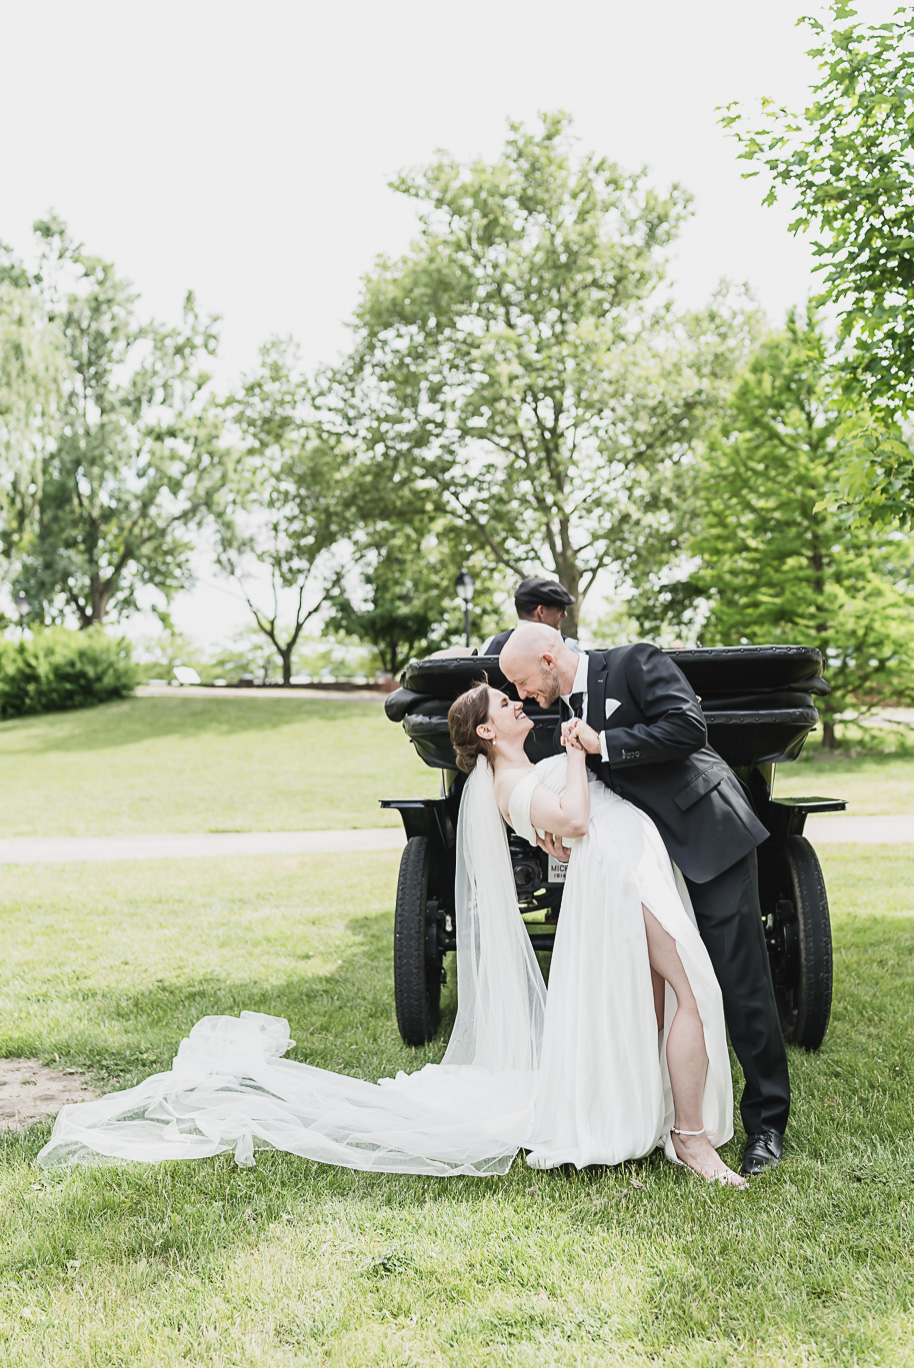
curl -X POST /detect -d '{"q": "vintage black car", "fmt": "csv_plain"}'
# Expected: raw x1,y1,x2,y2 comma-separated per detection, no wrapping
382,645,844,1053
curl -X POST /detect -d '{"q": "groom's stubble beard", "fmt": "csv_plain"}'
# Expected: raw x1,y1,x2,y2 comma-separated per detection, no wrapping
539,663,561,707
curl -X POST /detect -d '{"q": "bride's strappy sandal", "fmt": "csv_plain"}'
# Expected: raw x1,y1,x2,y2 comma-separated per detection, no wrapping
670,1126,748,1190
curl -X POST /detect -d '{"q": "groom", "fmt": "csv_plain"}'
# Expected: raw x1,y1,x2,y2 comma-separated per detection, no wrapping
499,624,790,1177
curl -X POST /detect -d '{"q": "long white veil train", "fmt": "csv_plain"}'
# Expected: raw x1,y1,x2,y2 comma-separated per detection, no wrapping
37,758,547,1176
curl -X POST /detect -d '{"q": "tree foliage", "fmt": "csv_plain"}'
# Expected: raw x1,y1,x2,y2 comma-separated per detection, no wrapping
328,522,504,677
2,218,230,626
721,3,914,524
0,261,65,581
326,112,754,634
221,339,351,685
682,312,914,747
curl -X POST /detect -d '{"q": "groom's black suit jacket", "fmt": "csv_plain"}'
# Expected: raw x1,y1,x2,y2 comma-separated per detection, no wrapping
571,644,767,885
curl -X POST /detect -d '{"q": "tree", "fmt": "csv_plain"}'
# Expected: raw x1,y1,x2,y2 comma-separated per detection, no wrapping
221,339,349,685
327,536,450,679
325,112,755,635
3,218,230,626
683,311,914,748
327,522,504,678
721,3,914,523
0,261,65,594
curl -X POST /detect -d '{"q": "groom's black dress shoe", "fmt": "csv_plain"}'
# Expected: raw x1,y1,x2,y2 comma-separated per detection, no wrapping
740,1130,784,1176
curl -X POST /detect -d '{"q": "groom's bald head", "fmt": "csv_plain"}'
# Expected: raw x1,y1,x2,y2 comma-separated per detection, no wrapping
500,623,579,708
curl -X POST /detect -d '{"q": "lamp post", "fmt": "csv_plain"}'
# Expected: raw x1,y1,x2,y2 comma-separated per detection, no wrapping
454,570,474,648
14,591,29,637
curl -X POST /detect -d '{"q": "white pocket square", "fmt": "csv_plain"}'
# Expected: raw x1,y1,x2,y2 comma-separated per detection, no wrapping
605,697,622,720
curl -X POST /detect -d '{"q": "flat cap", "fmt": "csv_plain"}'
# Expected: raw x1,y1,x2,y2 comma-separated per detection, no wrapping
515,576,575,607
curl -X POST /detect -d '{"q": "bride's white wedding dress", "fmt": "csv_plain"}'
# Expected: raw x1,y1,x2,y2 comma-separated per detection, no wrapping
515,755,732,1167
37,755,732,1175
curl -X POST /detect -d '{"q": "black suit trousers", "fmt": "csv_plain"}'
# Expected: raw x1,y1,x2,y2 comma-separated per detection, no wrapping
684,851,791,1136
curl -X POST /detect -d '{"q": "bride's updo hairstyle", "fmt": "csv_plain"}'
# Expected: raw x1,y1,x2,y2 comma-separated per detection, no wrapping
448,679,494,774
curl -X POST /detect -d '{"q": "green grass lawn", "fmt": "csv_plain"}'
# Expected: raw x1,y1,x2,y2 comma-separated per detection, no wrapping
1,846,912,1367
774,747,914,815
0,695,438,837
1,695,913,843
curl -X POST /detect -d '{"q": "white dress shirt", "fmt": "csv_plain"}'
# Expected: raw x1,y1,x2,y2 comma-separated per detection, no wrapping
560,654,610,763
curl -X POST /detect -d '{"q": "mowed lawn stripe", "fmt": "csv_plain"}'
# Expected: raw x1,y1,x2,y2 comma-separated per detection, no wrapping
0,695,438,838
1,695,913,845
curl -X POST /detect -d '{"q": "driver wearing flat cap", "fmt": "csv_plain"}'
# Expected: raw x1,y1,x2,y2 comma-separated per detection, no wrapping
482,576,580,656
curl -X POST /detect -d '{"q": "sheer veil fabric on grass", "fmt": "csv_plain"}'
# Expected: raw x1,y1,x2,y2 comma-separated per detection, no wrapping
37,756,547,1176
37,754,733,1175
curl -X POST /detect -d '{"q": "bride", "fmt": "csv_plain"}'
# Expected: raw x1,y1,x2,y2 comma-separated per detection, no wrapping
37,681,745,1188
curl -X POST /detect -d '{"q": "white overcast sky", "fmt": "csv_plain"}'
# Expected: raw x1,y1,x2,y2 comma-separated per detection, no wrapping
0,0,895,647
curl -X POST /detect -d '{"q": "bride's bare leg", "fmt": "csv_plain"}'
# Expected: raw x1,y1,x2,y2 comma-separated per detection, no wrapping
641,904,746,1187
651,967,665,1032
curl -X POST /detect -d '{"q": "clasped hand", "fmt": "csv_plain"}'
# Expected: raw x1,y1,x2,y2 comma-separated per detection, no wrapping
536,830,571,862
561,718,600,754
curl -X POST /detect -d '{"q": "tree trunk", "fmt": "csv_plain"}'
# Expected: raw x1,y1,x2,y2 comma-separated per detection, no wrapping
821,714,837,751
551,553,582,638
280,645,293,687
87,572,110,625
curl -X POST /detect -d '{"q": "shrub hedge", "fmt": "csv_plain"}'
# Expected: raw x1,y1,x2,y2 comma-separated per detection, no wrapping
0,627,139,720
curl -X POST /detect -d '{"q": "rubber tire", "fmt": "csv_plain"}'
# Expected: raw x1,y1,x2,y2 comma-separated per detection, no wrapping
773,834,833,1050
394,836,443,1046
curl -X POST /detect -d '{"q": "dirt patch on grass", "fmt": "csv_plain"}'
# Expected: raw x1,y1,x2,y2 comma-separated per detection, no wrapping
0,1059,99,1130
